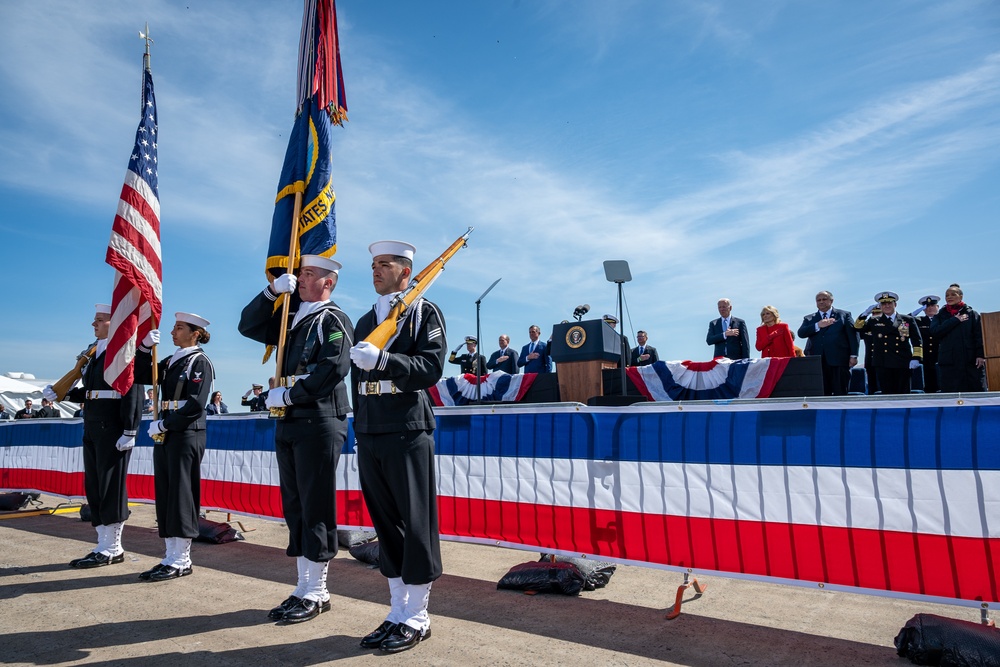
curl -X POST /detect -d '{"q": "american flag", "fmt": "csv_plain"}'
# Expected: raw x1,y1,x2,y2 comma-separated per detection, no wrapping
104,64,163,393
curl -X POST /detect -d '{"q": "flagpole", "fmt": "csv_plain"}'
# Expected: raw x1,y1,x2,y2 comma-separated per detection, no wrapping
137,24,164,439
270,191,304,418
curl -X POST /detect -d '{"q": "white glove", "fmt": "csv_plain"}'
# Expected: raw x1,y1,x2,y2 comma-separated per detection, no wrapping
860,304,877,318
265,386,291,409
350,342,382,371
910,306,926,317
909,360,921,370
146,420,165,438
42,385,58,402
272,273,297,294
142,329,161,348
116,434,136,451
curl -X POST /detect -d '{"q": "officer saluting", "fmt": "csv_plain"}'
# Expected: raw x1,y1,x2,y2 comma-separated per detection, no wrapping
350,240,447,654
45,303,142,569
448,336,485,375
239,255,355,624
855,291,923,395
912,295,941,393
241,384,267,412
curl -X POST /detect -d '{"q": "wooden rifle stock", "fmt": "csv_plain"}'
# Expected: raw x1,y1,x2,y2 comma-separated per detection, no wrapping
364,227,474,348
51,345,97,401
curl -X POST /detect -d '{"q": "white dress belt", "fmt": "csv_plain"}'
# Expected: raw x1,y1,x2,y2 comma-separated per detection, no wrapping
279,374,310,387
357,380,404,396
86,390,122,400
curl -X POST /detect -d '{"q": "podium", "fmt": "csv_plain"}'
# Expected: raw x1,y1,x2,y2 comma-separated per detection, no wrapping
550,320,625,404
983,311,1000,391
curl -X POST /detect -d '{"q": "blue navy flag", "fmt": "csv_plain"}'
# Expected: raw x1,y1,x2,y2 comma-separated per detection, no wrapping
266,0,346,278
266,96,337,277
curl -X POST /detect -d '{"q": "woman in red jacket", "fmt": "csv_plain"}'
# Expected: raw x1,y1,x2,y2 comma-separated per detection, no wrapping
756,305,795,358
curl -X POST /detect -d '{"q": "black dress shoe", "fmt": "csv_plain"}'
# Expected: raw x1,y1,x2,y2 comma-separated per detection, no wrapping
148,564,193,581
360,621,399,649
69,552,98,568
281,598,330,624
138,563,168,581
380,625,430,653
74,552,126,569
268,595,302,621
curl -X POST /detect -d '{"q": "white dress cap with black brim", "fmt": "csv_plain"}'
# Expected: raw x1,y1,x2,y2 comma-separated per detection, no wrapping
175,312,211,329
874,291,899,303
369,240,416,261
918,295,941,306
300,254,342,274
464,335,478,344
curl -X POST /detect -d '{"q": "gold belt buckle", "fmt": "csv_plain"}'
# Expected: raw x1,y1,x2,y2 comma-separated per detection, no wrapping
365,381,381,396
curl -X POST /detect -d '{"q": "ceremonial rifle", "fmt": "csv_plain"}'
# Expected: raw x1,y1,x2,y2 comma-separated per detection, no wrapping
51,345,97,401
364,227,474,348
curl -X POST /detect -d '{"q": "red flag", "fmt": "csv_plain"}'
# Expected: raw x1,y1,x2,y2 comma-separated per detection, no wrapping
104,64,163,393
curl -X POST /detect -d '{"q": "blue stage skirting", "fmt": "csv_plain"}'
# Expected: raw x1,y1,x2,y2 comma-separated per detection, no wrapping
2,393,998,608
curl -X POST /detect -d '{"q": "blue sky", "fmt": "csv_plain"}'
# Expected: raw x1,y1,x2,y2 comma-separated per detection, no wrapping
1,1,998,406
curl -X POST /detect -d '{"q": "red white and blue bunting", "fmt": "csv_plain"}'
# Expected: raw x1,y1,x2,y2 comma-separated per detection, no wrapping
627,357,791,401
428,371,536,406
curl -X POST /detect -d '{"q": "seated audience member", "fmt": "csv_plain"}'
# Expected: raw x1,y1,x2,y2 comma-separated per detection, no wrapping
206,391,229,415
487,334,519,374
630,330,659,366
143,388,154,414
0,404,11,420
755,306,795,358
518,325,551,374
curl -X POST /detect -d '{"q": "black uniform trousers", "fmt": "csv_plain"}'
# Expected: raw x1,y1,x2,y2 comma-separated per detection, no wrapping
154,428,205,538
875,367,911,395
275,415,346,562
939,365,987,393
82,419,132,526
357,429,442,585
821,360,851,396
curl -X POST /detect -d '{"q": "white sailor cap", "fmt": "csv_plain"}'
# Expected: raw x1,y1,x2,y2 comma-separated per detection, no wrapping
95,303,112,315
875,291,898,303
369,240,416,261
301,254,342,274
918,295,941,306
464,335,478,344
175,312,211,329
602,314,618,324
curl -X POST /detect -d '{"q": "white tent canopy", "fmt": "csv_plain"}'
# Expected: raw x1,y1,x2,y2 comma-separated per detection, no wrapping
0,373,78,418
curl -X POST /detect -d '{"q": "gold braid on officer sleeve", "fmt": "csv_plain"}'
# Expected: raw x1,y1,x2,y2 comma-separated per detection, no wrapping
912,345,923,360
854,317,867,329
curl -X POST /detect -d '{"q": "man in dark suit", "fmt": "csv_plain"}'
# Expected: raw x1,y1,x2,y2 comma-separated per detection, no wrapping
706,299,750,360
630,330,659,366
14,399,37,419
486,335,519,374
797,290,859,396
517,325,551,374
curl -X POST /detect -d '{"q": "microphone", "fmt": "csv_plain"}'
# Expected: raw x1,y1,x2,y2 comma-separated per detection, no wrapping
572,304,590,321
